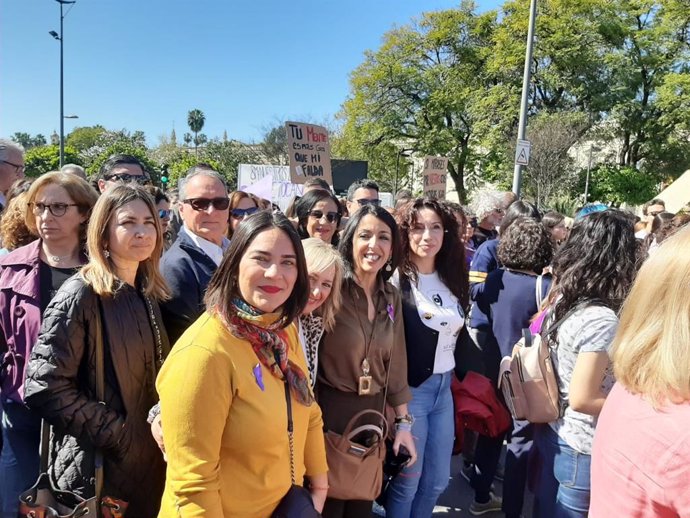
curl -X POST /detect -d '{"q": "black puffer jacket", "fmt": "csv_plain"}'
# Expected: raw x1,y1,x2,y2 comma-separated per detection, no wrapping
24,275,170,518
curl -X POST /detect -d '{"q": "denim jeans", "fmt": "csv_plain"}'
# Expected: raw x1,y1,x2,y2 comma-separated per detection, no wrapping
533,424,592,518
0,398,41,518
502,418,533,518
385,371,454,518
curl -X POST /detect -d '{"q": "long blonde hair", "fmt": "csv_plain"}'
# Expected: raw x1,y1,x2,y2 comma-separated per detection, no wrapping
611,225,690,406
81,184,170,300
302,237,344,331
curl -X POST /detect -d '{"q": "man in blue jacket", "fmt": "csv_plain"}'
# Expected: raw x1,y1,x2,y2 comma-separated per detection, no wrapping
160,165,230,344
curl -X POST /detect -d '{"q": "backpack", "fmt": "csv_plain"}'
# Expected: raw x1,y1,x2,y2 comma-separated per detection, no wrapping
498,301,584,424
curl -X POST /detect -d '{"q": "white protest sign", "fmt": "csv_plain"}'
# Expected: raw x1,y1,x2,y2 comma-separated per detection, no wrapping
423,156,448,200
237,164,304,212
515,139,531,166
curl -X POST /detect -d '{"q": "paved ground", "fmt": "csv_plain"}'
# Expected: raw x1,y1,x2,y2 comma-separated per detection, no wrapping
432,456,534,518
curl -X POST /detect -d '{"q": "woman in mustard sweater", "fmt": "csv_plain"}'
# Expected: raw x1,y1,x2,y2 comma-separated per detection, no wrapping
156,211,328,517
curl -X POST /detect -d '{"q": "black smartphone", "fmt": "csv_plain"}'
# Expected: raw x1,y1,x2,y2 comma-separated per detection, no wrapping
383,445,412,477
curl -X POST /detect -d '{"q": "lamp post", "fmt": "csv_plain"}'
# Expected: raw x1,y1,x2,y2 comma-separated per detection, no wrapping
511,0,538,198
583,144,601,204
49,0,76,168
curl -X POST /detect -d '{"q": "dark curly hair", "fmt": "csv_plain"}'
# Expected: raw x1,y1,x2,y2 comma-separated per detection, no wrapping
338,204,400,282
497,217,553,272
550,209,637,320
396,198,469,308
294,189,342,246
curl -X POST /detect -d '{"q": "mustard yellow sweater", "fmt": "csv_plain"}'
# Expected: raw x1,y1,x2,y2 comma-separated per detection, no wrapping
156,312,328,518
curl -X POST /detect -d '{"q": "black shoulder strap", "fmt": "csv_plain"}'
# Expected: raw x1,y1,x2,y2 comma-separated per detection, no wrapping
94,298,105,503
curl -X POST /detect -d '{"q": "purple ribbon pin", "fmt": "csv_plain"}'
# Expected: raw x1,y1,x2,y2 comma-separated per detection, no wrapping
387,303,395,323
253,364,265,391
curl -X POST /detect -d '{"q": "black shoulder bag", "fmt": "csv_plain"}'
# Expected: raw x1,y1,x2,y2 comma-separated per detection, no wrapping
19,298,128,518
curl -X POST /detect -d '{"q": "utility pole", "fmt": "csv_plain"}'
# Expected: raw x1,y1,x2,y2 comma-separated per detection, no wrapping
511,0,538,198
50,0,76,167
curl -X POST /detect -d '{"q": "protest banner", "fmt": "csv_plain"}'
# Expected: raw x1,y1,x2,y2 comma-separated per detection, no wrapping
237,164,304,212
422,156,448,200
285,121,333,185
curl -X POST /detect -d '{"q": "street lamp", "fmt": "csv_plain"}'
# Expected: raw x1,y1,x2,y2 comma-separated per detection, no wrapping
583,144,601,204
49,0,76,168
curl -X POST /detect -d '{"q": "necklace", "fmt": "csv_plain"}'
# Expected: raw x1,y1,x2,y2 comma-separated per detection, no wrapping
49,254,72,263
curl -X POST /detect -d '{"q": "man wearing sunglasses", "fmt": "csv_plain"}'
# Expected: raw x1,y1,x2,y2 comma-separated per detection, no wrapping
345,178,381,216
97,153,151,193
0,139,25,213
160,166,230,343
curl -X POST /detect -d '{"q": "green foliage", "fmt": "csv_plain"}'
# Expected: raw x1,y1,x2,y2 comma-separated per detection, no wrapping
66,126,106,152
583,164,659,206
87,142,161,186
11,132,47,150
166,153,220,188
24,145,81,178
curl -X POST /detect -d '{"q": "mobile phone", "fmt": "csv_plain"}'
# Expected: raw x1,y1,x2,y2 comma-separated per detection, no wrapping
384,445,412,477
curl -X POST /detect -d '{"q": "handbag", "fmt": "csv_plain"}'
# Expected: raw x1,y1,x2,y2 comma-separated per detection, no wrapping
271,373,321,518
18,299,128,518
324,336,393,502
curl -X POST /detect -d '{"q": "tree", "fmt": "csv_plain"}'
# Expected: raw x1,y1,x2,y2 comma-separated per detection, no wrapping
259,125,289,165
11,132,47,149
338,3,511,202
66,125,107,152
24,145,81,177
582,164,659,205
519,112,589,207
187,109,206,157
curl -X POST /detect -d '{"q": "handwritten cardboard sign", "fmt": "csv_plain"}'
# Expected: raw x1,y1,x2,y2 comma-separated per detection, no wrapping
285,121,333,185
237,164,304,212
423,156,448,199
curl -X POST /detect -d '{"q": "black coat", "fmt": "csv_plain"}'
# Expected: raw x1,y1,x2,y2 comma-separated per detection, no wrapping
160,227,218,344
24,275,170,518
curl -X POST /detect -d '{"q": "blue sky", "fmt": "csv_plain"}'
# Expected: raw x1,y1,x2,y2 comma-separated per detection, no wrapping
1,0,503,145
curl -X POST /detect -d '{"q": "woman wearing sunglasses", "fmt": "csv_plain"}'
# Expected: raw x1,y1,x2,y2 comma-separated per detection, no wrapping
295,189,343,246
0,172,97,517
146,186,173,250
228,191,261,239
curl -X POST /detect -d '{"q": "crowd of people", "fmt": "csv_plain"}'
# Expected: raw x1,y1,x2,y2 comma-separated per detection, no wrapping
0,136,689,518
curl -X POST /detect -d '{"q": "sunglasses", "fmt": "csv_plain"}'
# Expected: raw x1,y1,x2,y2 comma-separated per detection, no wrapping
231,207,260,219
106,173,152,185
158,209,171,219
183,197,231,211
308,209,340,223
356,198,381,207
32,202,78,217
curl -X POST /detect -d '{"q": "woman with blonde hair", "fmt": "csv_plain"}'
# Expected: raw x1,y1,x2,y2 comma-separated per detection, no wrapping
0,172,96,516
0,179,34,254
24,184,170,517
300,237,344,386
590,226,690,518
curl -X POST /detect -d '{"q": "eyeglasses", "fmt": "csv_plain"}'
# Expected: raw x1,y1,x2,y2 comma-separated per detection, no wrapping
356,198,381,207
183,197,231,211
1,160,25,175
31,202,78,217
158,209,171,219
307,209,340,223
230,206,260,219
105,173,151,185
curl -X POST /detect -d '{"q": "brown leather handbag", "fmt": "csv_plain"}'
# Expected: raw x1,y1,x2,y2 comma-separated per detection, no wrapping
18,299,128,518
323,409,389,501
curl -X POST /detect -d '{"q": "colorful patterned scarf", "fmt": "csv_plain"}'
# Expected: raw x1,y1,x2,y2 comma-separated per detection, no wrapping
226,299,313,406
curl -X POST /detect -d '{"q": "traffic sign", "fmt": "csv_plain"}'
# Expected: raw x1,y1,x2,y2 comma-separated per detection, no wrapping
515,139,531,166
